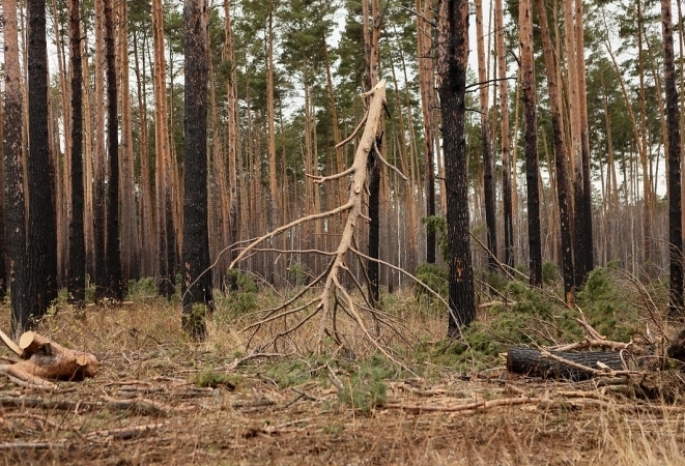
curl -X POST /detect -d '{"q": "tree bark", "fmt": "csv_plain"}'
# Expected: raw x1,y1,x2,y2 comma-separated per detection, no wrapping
93,0,107,300
104,0,123,301
662,0,684,316
519,0,542,287
152,0,174,298
118,0,139,283
182,0,213,339
495,0,513,268
67,0,85,305
4,0,29,338
437,0,476,336
536,0,575,303
27,0,58,318
475,0,497,270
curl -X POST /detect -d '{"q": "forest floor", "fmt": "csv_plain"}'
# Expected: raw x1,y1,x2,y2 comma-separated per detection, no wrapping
0,279,683,465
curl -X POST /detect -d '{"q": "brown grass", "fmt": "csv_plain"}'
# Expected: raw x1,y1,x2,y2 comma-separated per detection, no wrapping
0,290,682,465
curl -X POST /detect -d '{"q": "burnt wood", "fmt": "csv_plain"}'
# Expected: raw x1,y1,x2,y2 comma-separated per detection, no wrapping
507,346,627,381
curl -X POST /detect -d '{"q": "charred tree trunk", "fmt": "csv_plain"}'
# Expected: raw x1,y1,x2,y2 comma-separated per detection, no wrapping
27,0,58,318
536,0,575,303
67,0,85,304
519,0,542,287
475,0,497,270
182,0,213,339
507,346,626,381
662,0,684,316
4,0,29,337
104,0,122,301
438,0,476,336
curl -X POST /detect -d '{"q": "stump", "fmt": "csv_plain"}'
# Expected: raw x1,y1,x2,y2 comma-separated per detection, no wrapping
507,346,627,381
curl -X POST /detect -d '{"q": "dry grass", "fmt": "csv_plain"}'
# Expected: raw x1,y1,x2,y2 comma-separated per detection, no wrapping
0,289,682,465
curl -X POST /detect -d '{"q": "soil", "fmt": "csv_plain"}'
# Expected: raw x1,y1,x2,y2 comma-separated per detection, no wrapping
0,354,683,466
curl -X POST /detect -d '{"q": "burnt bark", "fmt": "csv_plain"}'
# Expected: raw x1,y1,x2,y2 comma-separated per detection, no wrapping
519,0,542,287
663,0,684,316
535,0,575,302
27,0,58,318
438,0,476,336
507,346,626,381
368,153,380,305
182,0,213,339
4,0,29,337
104,0,123,301
67,0,85,305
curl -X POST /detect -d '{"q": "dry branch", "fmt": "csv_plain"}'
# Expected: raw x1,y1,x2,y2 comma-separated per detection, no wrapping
383,396,541,413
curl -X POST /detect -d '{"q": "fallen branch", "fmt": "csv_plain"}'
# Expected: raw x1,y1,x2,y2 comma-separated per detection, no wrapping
383,396,541,413
83,422,167,440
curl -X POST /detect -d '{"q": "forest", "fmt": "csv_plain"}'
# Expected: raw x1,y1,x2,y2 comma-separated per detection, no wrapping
1,0,685,463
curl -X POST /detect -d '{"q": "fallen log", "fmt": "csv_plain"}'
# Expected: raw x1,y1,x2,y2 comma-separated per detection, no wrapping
0,329,97,386
506,346,628,381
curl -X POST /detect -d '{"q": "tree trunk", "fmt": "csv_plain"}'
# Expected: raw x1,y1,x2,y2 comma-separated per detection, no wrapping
519,0,542,287
4,0,29,338
133,31,155,278
415,0,436,264
575,0,594,282
507,346,626,381
104,0,122,300
437,0,476,336
662,0,684,316
223,0,240,283
182,0,213,339
152,0,174,297
93,0,107,300
363,0,382,302
475,0,497,270
495,0,513,269
67,0,85,305
536,0,574,303
118,0,139,283
27,0,58,318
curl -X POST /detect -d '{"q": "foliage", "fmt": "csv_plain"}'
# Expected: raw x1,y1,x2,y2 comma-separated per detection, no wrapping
195,368,235,389
264,355,332,388
417,266,649,373
576,267,641,343
421,215,449,261
338,356,393,412
414,262,448,303
221,270,259,315
127,277,158,301
542,261,560,286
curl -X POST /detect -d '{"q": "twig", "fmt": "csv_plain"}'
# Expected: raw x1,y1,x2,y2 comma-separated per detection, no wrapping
549,339,634,353
225,351,284,371
326,364,344,392
0,441,67,450
383,396,541,413
83,422,167,440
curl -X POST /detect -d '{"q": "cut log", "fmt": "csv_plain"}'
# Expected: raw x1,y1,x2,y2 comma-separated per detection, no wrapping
507,346,627,381
14,331,98,381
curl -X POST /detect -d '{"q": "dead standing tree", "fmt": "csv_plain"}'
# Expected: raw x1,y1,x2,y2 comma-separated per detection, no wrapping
226,80,413,353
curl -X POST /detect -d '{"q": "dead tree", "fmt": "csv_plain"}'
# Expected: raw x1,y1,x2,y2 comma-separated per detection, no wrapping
224,80,414,354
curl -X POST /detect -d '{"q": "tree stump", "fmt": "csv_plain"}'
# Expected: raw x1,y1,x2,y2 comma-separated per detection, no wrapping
507,346,627,381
